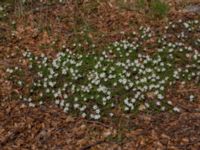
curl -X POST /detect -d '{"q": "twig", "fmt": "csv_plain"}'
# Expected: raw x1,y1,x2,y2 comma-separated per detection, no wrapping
176,89,199,93
86,120,111,128
80,140,105,150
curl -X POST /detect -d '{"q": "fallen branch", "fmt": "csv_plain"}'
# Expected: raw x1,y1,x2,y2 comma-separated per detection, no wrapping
80,140,106,150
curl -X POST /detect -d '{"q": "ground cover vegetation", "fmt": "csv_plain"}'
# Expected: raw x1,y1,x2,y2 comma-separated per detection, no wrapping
6,19,200,120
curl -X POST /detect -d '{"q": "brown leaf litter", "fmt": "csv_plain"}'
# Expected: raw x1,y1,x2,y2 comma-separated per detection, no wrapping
0,101,200,149
0,0,200,149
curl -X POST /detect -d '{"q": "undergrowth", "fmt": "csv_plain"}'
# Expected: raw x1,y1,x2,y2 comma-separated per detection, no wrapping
6,19,200,120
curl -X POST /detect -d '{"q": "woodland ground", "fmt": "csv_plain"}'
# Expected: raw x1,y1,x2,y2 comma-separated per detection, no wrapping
0,0,200,149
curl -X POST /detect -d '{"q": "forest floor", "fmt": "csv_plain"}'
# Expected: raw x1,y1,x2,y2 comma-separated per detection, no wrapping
0,0,200,149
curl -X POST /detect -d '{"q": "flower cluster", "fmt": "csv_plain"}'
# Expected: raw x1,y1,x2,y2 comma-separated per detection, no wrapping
7,19,200,120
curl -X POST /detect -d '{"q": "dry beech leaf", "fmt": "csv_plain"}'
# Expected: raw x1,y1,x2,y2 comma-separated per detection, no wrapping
138,104,146,111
